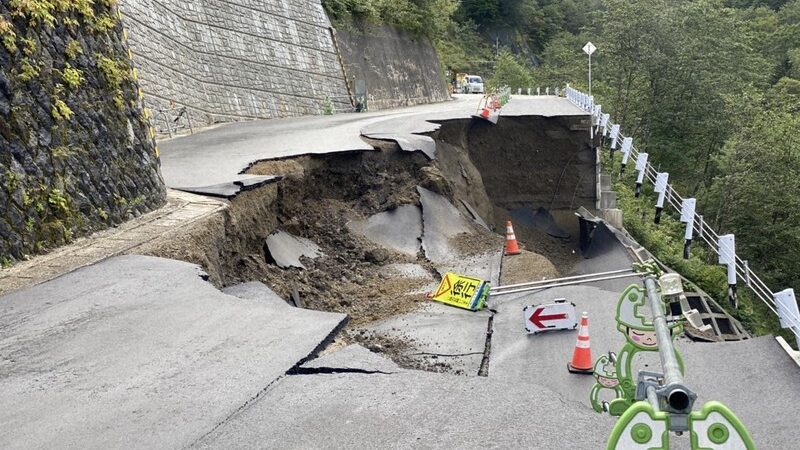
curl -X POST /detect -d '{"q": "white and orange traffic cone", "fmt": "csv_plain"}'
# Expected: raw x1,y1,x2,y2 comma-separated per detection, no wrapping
567,312,593,374
504,221,521,255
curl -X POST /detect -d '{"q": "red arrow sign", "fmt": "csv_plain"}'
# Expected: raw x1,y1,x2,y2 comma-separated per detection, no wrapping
529,307,568,328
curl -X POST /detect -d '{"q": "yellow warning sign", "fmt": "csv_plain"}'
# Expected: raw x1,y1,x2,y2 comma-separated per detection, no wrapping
429,272,490,311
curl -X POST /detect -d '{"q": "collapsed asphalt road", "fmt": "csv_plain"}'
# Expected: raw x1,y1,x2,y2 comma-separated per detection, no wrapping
3,95,800,448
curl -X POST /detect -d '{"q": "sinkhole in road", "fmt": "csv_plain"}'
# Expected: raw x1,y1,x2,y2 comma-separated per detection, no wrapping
149,114,595,374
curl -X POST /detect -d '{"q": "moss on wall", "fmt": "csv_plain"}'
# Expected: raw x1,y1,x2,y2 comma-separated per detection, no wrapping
1,0,165,264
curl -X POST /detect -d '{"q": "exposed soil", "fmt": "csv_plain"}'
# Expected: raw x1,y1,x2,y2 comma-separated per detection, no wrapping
500,250,561,285
450,231,504,256
142,115,594,374
346,330,459,374
243,150,438,325
492,211,582,276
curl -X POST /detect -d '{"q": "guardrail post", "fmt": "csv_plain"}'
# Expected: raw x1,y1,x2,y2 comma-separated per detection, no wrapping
718,234,738,308
654,173,669,224
775,289,800,342
680,198,696,259
634,153,648,197
620,137,633,175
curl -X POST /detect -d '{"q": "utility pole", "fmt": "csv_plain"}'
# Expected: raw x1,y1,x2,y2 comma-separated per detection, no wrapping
582,42,596,98
583,42,597,147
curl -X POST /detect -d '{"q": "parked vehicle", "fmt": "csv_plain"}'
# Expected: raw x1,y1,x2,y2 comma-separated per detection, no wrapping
454,74,485,94
463,75,484,94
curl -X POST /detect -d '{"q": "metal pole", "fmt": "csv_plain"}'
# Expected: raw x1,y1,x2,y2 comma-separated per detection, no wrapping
646,385,660,410
491,268,633,292
644,276,681,386
588,53,592,98
490,272,640,297
643,276,695,412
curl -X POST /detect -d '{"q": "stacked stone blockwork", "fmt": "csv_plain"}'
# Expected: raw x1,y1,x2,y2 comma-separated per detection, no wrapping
118,0,353,126
0,1,166,264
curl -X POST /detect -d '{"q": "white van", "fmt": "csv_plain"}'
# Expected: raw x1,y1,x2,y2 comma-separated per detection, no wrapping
463,75,484,94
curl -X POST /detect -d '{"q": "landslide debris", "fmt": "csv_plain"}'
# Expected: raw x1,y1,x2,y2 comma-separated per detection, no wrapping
144,116,591,373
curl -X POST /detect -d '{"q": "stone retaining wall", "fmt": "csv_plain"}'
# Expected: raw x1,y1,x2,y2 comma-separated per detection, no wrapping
0,2,166,264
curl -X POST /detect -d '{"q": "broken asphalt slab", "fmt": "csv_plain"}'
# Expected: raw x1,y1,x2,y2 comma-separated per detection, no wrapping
417,186,472,263
299,344,401,374
222,281,289,307
346,205,422,257
265,229,323,269
192,369,613,449
159,96,588,195
362,302,492,376
0,255,347,449
174,175,281,199
417,186,502,283
360,132,438,159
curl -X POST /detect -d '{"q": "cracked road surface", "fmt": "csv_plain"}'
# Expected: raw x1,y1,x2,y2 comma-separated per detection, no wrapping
158,95,587,194
0,255,346,449
4,95,800,448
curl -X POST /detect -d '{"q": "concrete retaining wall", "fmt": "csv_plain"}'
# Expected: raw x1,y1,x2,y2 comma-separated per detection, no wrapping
336,24,449,111
118,0,353,126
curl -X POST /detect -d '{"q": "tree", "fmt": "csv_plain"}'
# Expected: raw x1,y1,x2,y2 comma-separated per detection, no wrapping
487,49,533,90
706,82,800,291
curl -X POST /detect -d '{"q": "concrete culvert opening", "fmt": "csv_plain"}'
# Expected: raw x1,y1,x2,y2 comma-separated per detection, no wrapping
142,114,595,374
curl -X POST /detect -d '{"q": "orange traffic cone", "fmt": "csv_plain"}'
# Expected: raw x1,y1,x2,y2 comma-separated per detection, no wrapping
567,312,593,374
504,221,521,255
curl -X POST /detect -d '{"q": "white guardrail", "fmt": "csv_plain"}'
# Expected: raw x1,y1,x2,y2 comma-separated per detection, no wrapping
565,85,800,346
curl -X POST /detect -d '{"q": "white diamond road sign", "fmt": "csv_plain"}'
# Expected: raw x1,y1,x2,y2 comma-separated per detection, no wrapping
583,42,596,56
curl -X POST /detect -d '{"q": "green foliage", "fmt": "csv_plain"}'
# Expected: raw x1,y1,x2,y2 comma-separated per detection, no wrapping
61,63,83,89
65,39,82,59
433,20,492,73
96,55,129,87
322,96,333,115
97,55,130,109
17,58,40,81
611,165,785,339
9,0,57,27
52,145,75,159
92,13,116,33
47,188,71,215
51,96,73,121
8,0,107,28
705,82,800,294
487,49,532,91
323,0,458,39
0,16,18,53
20,36,35,55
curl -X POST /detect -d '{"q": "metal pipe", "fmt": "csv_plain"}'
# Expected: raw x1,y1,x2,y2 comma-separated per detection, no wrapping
490,272,640,297
644,276,682,386
490,268,633,291
643,276,695,412
646,384,660,410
